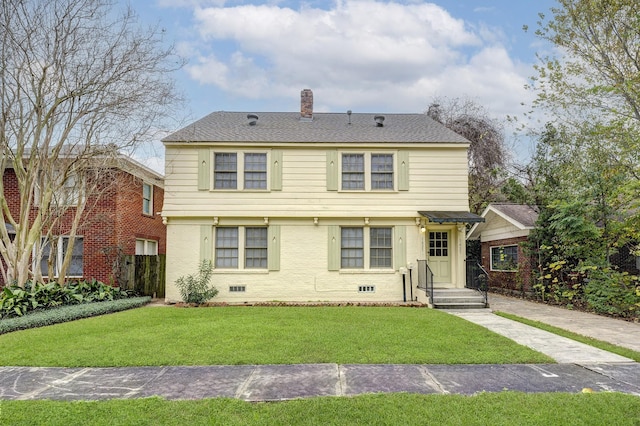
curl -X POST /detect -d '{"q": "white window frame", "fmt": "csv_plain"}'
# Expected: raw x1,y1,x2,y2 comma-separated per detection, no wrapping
340,226,394,270
212,150,270,191
135,238,158,255
490,244,519,272
35,236,84,278
214,226,269,270
339,151,395,192
142,183,153,215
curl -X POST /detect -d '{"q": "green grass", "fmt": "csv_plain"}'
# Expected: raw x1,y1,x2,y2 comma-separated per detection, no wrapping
495,311,640,362
0,306,554,366
2,393,639,425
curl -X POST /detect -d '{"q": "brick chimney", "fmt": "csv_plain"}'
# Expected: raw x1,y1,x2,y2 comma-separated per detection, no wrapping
300,89,313,121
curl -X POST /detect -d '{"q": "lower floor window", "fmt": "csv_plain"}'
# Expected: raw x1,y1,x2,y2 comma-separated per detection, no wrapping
491,245,518,271
38,236,83,277
136,239,158,255
341,227,393,269
215,227,267,269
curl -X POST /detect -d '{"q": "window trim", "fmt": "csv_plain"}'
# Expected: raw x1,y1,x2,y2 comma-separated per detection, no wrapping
338,151,396,192
142,182,153,216
211,150,270,191
490,244,519,272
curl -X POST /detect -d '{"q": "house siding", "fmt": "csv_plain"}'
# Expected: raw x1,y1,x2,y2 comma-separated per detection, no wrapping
163,145,470,218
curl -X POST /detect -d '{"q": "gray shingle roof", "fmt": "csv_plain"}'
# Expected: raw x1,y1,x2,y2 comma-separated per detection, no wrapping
162,112,471,144
490,203,539,228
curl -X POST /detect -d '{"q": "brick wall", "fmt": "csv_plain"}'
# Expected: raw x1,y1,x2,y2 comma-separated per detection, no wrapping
480,236,535,296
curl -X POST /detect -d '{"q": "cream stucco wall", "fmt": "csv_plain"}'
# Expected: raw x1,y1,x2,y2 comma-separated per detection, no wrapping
164,217,466,303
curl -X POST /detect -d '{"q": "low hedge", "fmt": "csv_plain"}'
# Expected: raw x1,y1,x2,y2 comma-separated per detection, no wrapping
0,296,151,335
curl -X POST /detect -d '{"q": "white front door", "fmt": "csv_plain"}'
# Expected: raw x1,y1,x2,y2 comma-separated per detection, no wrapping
428,231,451,284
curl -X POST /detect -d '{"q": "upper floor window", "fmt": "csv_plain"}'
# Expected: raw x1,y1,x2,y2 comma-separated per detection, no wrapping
142,183,153,215
214,153,238,189
213,152,268,190
342,154,365,190
244,153,267,189
490,245,518,272
371,154,394,190
340,152,394,191
36,170,83,207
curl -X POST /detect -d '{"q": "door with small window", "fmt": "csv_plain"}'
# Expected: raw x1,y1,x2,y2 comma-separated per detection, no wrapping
427,231,451,284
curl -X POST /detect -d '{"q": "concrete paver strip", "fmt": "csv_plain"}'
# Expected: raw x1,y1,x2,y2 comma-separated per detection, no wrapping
1,364,639,401
449,311,634,363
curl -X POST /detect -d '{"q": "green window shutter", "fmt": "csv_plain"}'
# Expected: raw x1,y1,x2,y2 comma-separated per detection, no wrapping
326,151,338,191
200,225,213,262
398,151,409,191
394,226,406,271
268,225,281,271
197,149,210,191
270,150,282,191
328,225,340,271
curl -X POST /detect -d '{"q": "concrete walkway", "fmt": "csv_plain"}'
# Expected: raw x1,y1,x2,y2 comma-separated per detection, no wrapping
488,294,640,353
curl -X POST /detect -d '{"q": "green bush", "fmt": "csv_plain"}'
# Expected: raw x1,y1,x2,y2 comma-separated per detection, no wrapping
0,280,132,319
583,266,640,318
175,260,218,304
0,296,151,335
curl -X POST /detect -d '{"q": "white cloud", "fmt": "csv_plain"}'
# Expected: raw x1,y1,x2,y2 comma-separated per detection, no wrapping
177,0,535,126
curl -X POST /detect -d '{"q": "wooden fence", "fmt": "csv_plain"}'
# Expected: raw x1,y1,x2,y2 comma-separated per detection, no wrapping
123,255,166,298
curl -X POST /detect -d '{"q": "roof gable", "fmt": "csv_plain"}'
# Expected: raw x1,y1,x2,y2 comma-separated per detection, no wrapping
467,203,539,240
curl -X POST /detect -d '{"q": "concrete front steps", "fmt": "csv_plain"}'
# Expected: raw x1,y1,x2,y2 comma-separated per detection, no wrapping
431,288,488,309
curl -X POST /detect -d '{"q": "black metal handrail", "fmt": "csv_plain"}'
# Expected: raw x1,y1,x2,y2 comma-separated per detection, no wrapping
416,259,433,305
466,259,489,307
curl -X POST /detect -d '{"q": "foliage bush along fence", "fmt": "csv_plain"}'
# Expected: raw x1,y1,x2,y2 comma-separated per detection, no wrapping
122,255,166,299
0,280,132,319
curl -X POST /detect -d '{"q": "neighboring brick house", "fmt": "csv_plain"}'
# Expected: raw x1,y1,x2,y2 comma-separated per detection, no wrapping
1,155,165,286
467,203,538,295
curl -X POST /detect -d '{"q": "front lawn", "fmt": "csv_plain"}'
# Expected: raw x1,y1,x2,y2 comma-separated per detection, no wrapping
3,392,640,425
0,306,553,366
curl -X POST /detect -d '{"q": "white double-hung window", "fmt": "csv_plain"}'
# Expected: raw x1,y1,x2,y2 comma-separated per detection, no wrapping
337,152,396,191
213,152,267,190
215,227,268,269
142,183,153,215
339,227,393,269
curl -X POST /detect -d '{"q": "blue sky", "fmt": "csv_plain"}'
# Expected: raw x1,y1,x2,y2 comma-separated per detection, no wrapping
129,0,558,172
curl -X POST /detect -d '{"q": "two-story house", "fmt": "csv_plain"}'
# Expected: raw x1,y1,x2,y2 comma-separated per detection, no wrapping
1,155,166,286
161,89,482,303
